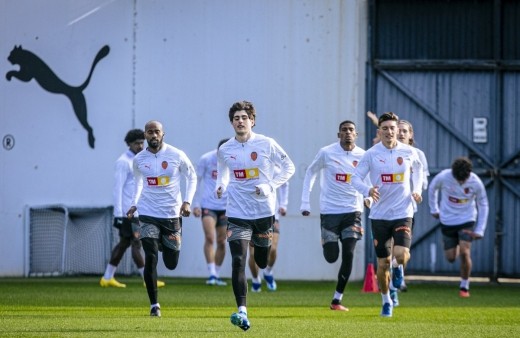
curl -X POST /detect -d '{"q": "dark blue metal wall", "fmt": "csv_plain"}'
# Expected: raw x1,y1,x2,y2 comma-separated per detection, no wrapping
367,0,520,279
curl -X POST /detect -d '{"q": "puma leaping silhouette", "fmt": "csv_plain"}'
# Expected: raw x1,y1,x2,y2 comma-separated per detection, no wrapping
6,45,110,148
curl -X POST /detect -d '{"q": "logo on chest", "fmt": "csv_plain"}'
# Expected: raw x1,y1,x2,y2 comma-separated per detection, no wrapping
381,173,404,183
147,176,170,186
233,168,259,180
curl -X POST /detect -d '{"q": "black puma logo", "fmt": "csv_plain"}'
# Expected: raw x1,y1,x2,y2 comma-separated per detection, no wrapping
6,45,110,148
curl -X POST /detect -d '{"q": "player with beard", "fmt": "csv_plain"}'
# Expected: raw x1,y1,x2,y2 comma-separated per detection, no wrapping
127,120,197,317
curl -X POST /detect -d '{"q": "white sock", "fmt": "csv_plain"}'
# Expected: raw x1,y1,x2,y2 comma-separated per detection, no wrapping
392,257,399,268
103,264,116,280
264,266,273,276
252,276,261,284
460,279,470,290
238,306,247,314
138,267,144,278
151,303,160,309
215,265,222,278
207,263,216,277
382,292,392,305
333,291,343,301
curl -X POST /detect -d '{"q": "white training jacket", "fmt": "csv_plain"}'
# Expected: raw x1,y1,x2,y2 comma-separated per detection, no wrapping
113,150,137,218
274,165,289,221
132,143,197,219
216,132,295,220
428,169,489,237
351,142,423,220
192,149,227,211
300,143,366,214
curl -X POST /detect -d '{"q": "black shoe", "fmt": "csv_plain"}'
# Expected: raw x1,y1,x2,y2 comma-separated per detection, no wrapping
150,306,161,317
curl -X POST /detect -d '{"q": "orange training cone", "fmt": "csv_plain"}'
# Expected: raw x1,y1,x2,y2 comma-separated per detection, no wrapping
362,263,379,293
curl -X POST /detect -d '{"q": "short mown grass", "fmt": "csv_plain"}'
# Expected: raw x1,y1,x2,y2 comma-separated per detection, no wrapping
0,277,519,337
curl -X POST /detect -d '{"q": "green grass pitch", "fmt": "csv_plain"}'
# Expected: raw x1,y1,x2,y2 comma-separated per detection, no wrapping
0,277,519,337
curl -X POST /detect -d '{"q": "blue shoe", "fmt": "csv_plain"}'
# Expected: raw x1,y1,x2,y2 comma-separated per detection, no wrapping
380,302,393,317
392,265,403,289
206,276,217,285
390,289,399,307
230,311,250,331
215,278,227,286
251,281,262,292
263,273,277,291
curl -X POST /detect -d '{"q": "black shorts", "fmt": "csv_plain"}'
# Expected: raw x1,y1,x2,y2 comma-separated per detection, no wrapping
320,212,363,244
138,215,183,251
119,218,140,239
201,208,227,227
371,218,413,258
227,216,274,247
441,221,475,250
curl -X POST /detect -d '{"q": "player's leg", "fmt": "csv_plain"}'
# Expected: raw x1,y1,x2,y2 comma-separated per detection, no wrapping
330,213,363,311
263,221,279,291
251,216,274,269
457,223,475,297
371,219,394,317
161,218,182,270
248,245,262,292
227,217,252,331
213,211,228,285
202,211,218,284
141,237,161,316
100,218,134,287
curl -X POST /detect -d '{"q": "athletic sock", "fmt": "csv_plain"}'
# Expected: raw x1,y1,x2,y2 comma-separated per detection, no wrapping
103,264,116,280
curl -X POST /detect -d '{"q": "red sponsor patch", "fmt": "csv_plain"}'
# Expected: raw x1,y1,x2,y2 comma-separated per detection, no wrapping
211,170,218,180
162,161,168,169
353,160,358,167
397,157,403,165
147,177,158,185
251,152,258,161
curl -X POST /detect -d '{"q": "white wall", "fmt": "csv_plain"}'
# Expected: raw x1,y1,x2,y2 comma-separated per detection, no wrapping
0,0,368,280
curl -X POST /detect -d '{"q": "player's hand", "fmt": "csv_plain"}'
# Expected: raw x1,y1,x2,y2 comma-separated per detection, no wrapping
302,210,310,216
369,186,380,202
431,213,439,219
180,202,191,217
126,206,137,219
279,207,287,217
193,207,201,217
113,217,124,229
462,229,483,240
216,186,223,199
412,192,422,204
364,198,372,208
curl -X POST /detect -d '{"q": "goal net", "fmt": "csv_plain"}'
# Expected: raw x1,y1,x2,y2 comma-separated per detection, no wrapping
27,205,140,277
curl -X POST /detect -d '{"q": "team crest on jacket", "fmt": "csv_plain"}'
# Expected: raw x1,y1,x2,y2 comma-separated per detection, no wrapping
251,152,258,161
353,160,358,167
464,187,470,194
162,161,168,169
397,157,403,165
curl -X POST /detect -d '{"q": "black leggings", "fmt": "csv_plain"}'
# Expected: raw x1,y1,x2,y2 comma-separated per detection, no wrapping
229,239,270,307
141,237,180,305
323,238,357,294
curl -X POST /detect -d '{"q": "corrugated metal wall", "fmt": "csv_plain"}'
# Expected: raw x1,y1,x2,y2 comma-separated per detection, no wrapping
367,0,520,278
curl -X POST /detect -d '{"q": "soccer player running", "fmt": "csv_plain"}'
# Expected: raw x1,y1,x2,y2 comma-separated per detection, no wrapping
216,101,295,331
300,120,367,312
100,129,165,289
392,120,430,293
248,169,289,292
192,138,230,286
351,112,423,317
428,157,489,298
126,120,197,317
